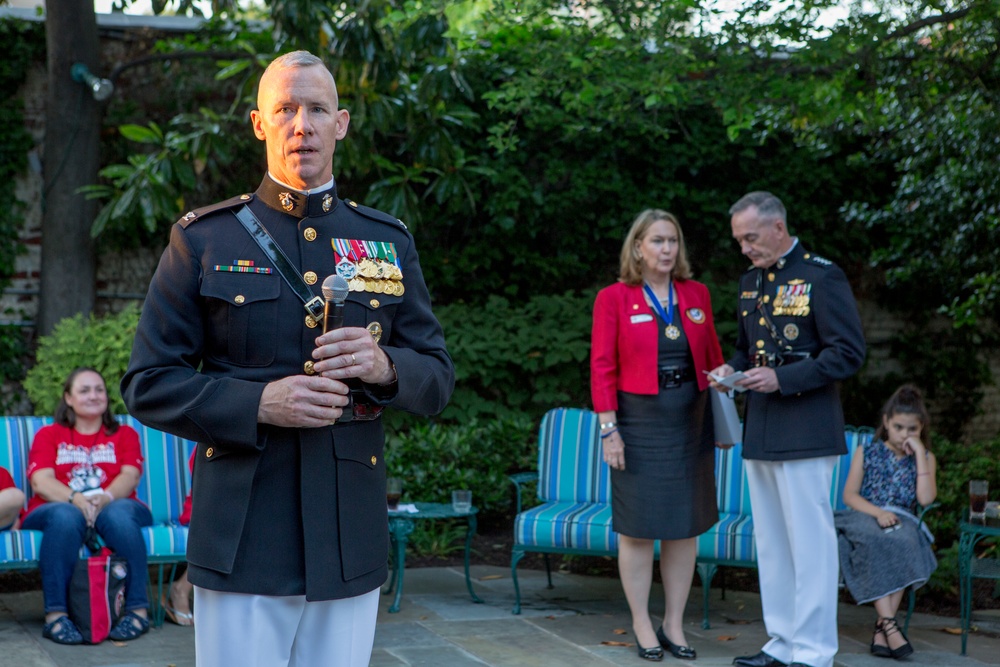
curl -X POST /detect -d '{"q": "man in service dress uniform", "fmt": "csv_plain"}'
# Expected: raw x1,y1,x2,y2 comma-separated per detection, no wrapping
121,51,454,666
709,192,865,667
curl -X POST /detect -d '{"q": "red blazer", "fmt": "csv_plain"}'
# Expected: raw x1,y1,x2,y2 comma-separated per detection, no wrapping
591,279,724,413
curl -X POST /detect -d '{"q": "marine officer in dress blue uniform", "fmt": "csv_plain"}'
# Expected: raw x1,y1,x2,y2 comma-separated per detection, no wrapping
122,50,454,667
710,192,865,667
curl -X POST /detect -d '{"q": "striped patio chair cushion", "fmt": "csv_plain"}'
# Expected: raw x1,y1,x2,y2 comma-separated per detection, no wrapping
537,408,609,505
120,416,196,526
714,442,751,515
830,427,872,510
0,416,52,496
0,528,43,566
142,524,190,561
696,511,756,563
514,501,618,553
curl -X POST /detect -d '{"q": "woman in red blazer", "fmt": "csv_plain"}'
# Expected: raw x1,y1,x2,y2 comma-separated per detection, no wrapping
591,209,725,662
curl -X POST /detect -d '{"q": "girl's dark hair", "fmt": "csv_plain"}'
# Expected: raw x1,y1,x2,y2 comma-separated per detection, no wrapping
874,383,929,447
54,367,120,434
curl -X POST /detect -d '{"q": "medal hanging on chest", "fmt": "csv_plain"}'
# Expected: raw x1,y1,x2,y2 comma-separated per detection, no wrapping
643,282,680,340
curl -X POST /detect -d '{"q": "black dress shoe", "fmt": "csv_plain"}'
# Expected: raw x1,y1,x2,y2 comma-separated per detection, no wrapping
656,626,696,660
733,651,787,667
637,643,664,661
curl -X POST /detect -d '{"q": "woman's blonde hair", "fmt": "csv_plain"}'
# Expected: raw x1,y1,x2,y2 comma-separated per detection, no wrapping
618,209,692,285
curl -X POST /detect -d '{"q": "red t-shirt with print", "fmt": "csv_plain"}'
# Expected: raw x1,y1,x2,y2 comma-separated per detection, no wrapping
24,423,144,517
0,466,14,492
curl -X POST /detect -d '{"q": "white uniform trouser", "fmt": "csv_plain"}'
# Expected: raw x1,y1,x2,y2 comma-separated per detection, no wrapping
193,586,379,667
745,457,839,667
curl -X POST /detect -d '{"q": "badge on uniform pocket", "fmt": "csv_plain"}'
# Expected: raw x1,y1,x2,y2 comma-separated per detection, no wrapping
630,314,653,324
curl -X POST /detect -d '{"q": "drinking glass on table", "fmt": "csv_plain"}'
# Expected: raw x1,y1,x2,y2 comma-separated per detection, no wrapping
969,480,988,523
387,478,403,510
451,489,472,513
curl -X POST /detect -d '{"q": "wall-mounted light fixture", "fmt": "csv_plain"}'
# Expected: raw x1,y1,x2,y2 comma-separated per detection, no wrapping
71,63,115,102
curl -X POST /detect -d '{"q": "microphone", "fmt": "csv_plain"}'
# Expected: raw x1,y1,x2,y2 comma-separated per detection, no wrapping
321,274,350,334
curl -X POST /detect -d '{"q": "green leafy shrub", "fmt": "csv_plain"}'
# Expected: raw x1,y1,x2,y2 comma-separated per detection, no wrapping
22,305,141,417
434,290,596,423
384,415,537,518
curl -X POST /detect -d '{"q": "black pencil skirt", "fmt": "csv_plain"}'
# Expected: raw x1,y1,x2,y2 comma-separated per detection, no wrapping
611,381,718,540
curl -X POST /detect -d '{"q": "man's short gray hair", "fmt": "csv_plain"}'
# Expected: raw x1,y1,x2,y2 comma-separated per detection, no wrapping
264,50,324,74
729,191,787,223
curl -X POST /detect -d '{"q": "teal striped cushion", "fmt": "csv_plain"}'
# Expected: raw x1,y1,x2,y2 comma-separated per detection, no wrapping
0,416,53,498
830,426,873,510
714,442,751,515
120,416,196,525
0,529,42,566
514,501,618,552
696,512,756,562
142,524,190,560
537,408,608,504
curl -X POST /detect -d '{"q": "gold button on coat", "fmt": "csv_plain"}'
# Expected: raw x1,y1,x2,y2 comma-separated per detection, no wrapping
305,315,318,329
234,295,245,304
768,272,775,281
756,340,765,349
371,456,377,465
369,299,380,309
759,317,766,326
304,227,317,242
763,295,770,303
304,271,318,285
304,361,316,375
205,447,214,458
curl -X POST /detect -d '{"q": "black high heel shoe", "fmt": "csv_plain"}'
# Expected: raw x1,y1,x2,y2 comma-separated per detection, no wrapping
656,626,697,660
880,616,913,659
637,643,664,662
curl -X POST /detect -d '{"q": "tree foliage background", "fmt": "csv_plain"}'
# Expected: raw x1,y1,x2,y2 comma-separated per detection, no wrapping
0,0,975,439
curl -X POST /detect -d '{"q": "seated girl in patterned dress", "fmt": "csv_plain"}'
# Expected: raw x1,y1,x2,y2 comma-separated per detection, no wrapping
835,384,938,660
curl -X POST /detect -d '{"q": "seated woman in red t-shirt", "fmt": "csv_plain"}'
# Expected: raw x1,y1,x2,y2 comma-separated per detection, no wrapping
21,368,153,645
0,467,25,530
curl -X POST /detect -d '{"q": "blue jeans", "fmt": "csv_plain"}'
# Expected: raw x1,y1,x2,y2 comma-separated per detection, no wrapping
22,498,153,614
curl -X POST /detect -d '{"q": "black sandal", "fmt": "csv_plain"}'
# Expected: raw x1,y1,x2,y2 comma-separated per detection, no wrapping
880,616,913,659
108,610,150,641
42,615,84,645
870,619,892,658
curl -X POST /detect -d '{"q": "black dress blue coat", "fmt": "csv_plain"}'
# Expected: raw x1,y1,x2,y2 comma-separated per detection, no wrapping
121,176,454,600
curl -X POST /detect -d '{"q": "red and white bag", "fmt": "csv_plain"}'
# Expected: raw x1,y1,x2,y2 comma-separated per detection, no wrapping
67,531,128,644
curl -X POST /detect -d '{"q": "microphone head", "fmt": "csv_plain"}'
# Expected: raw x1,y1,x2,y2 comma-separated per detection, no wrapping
321,274,350,303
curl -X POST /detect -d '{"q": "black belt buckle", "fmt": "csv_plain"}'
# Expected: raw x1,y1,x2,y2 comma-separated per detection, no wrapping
658,366,688,389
